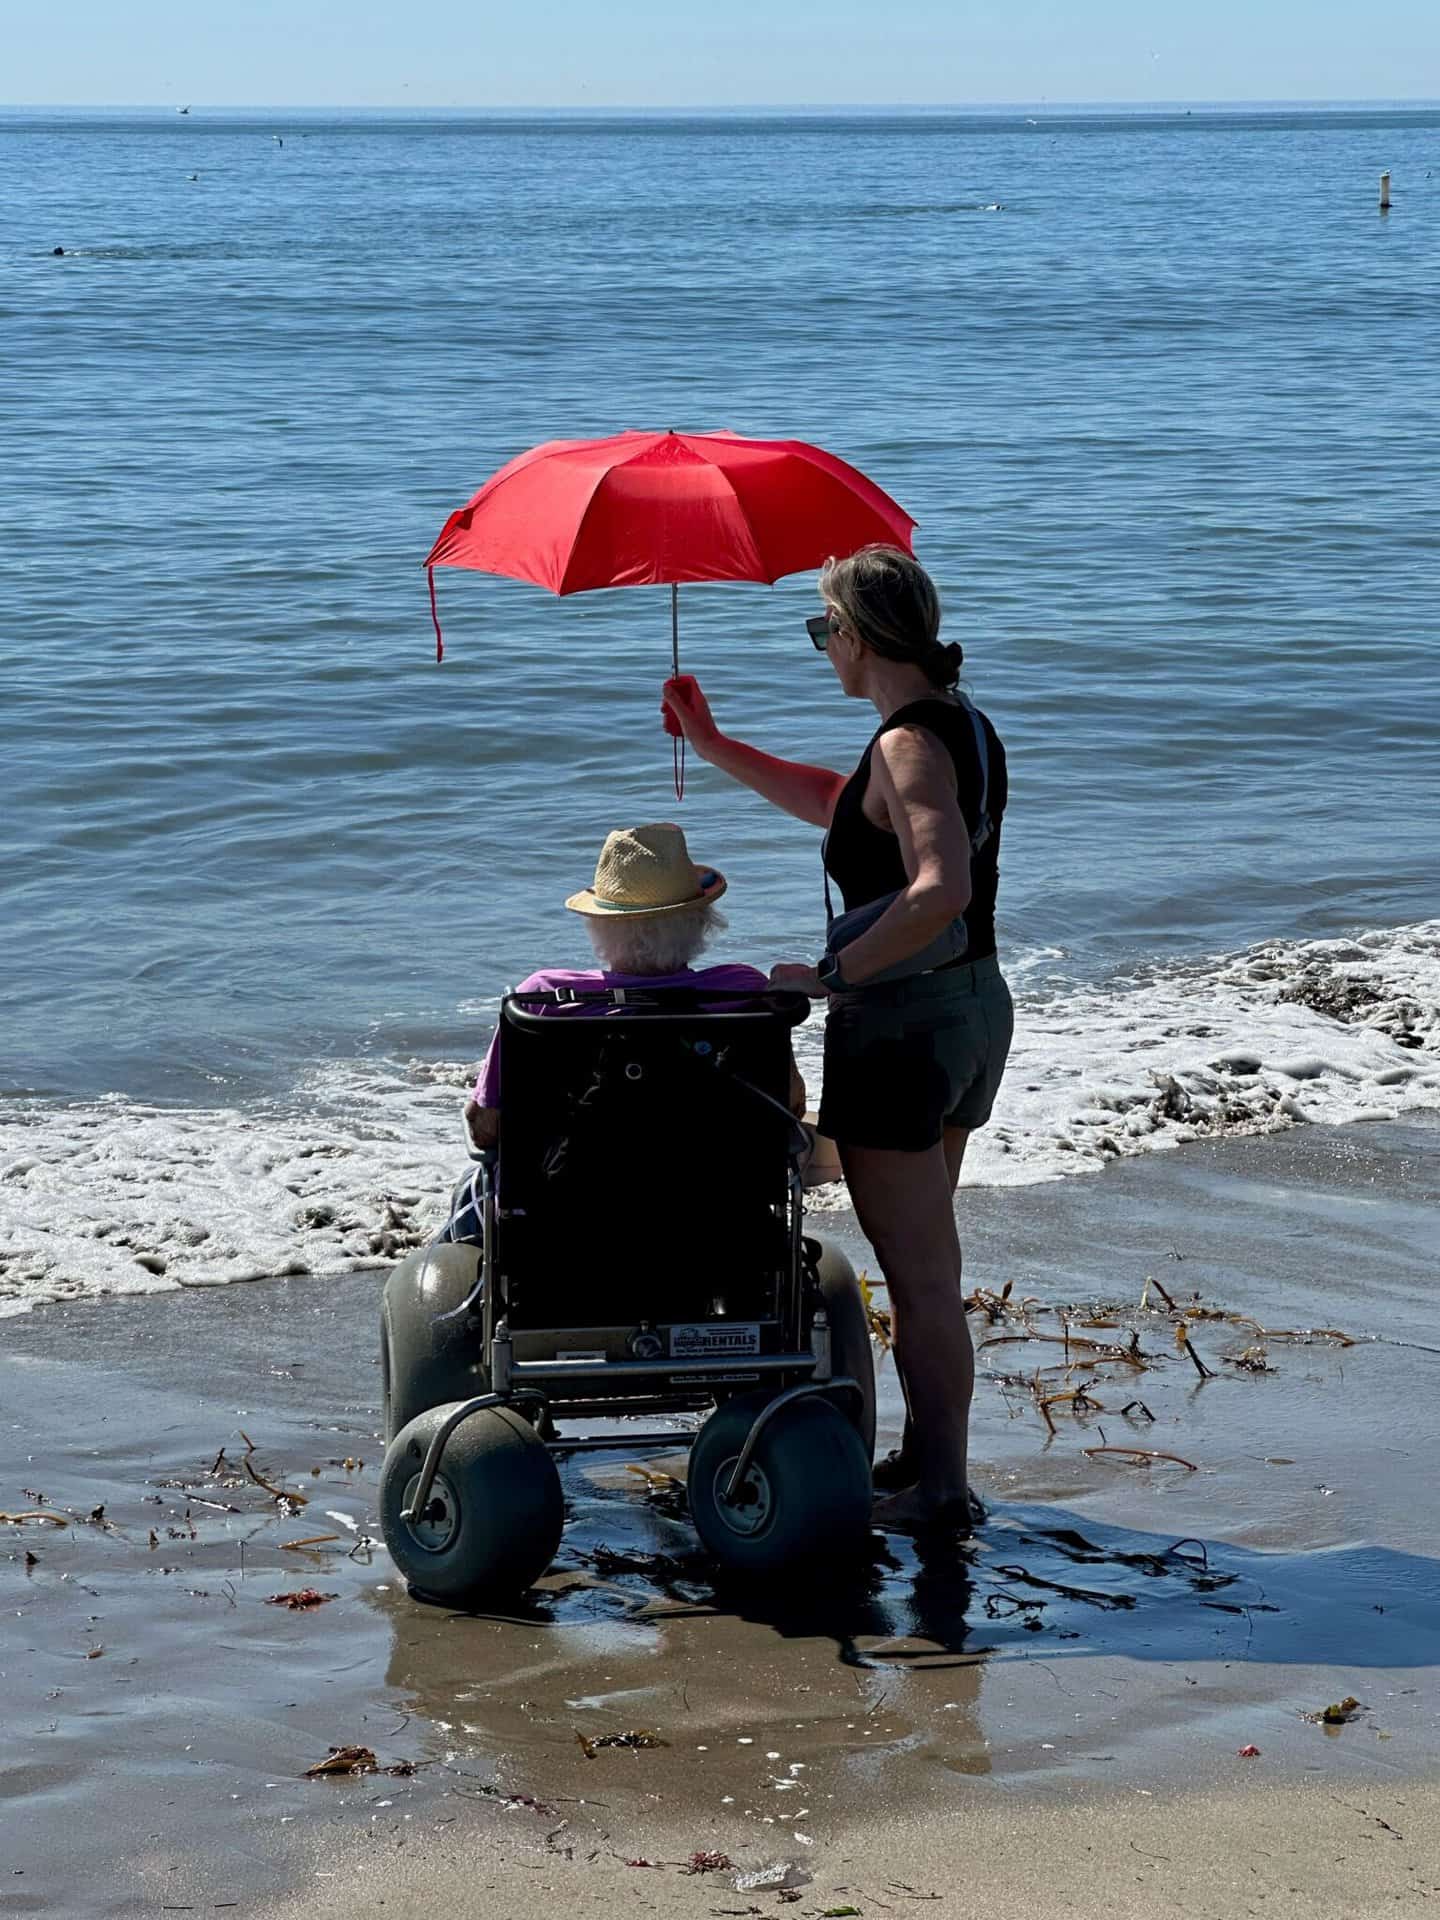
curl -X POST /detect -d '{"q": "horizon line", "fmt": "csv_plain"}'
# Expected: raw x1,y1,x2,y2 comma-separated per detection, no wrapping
6,95,1440,113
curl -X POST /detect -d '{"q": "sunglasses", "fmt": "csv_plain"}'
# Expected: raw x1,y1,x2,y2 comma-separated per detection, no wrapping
806,612,841,651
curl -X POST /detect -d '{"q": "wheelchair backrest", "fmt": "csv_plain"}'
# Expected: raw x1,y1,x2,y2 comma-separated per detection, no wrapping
493,988,809,1329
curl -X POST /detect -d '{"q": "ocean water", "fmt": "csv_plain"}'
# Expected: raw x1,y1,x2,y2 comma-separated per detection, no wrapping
3,106,1438,1313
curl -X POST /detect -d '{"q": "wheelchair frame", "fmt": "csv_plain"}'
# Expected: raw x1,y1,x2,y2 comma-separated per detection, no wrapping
400,989,864,1527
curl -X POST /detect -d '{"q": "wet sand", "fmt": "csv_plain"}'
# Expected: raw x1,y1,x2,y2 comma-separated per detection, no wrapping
3,1115,1439,1915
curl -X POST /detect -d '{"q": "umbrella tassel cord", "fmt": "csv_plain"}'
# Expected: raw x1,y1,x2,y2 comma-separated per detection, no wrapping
428,567,444,663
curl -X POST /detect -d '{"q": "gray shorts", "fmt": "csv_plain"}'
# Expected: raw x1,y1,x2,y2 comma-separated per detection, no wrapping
818,953,1014,1153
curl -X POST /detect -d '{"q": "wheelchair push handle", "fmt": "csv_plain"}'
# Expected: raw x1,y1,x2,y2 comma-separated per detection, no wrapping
500,987,812,1031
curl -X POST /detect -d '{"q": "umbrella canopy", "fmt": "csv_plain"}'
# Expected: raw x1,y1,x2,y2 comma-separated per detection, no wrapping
425,427,915,611
423,428,917,795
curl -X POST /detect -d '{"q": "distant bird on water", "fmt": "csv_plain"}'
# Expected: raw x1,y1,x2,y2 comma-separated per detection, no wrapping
273,135,284,146
177,105,190,115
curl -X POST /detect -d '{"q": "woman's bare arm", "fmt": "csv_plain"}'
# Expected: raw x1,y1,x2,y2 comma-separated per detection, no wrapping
827,726,972,987
662,676,845,829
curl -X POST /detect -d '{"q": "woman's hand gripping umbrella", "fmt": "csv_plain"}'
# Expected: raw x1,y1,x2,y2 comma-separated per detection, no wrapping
424,428,915,797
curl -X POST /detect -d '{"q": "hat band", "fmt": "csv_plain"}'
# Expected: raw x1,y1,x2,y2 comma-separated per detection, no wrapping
587,869,719,913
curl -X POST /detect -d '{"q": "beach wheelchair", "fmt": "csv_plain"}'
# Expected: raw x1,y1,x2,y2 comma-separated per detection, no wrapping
378,986,876,1604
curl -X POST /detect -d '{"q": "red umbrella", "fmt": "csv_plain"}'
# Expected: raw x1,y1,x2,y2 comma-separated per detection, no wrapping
423,427,916,793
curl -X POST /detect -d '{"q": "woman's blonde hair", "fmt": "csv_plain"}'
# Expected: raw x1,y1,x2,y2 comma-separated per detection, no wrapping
818,545,962,690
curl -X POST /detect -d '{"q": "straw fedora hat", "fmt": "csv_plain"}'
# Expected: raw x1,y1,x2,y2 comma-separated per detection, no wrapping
566,823,727,919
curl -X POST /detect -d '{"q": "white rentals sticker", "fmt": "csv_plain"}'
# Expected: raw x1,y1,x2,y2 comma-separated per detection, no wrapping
670,1323,762,1358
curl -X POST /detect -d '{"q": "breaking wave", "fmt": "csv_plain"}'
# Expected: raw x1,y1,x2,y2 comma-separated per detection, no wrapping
2,920,1436,1315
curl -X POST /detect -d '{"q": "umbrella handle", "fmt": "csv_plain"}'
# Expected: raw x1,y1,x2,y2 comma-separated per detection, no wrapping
662,677,686,795
663,687,687,796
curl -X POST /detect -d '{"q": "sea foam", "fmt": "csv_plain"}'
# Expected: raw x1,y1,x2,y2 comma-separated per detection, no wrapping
2,920,1436,1316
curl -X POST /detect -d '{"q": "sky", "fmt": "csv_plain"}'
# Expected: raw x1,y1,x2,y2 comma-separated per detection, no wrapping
4,0,1438,109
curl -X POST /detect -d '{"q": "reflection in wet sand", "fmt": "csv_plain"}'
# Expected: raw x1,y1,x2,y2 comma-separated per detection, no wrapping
375,1427,1406,1841
373,1453,991,1845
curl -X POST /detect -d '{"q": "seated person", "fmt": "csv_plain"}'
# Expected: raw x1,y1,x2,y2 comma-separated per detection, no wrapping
455,823,806,1196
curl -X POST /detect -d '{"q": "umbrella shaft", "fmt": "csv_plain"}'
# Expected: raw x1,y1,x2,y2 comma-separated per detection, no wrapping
670,582,679,677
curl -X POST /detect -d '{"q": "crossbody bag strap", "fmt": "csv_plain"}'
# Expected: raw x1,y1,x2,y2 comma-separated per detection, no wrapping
955,693,993,853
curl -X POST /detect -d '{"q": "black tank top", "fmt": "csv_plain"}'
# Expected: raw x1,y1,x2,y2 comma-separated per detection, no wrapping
823,697,1007,961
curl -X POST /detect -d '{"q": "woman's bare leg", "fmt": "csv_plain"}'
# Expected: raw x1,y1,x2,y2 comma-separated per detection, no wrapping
841,1139,972,1521
881,1124,974,1480
942,1125,971,1195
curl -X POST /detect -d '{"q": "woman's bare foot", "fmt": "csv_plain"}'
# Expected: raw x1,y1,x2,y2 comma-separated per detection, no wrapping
871,1484,985,1536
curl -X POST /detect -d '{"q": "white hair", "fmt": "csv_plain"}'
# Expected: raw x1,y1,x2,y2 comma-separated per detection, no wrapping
586,905,724,976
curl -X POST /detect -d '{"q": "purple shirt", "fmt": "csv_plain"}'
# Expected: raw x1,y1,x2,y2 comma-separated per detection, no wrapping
472,964,769,1107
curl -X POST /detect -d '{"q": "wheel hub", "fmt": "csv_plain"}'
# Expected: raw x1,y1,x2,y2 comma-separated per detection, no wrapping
713,1454,774,1536
401,1469,460,1552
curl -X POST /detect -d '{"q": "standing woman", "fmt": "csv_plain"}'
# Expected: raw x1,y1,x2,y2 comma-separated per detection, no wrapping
662,546,1011,1533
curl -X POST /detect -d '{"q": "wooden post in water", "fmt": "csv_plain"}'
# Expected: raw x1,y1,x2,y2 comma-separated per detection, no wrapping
1380,170,1392,211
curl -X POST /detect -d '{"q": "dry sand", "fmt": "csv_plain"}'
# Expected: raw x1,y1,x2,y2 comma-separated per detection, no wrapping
2,1114,1438,1915
244,1776,1440,1920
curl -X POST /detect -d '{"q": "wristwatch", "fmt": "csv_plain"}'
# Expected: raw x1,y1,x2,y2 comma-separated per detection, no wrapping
816,951,846,993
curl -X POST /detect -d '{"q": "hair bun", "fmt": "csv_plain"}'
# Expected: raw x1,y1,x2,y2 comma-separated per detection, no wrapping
924,639,963,688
